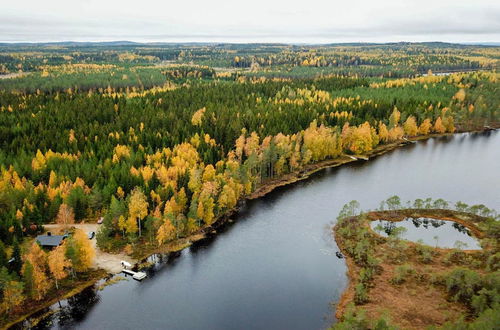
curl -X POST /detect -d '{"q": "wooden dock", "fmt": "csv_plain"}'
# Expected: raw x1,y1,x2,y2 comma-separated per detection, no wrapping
402,137,417,144
348,155,369,161
122,269,147,280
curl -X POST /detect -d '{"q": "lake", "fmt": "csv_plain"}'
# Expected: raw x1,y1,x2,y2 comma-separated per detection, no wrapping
371,217,482,249
25,130,500,330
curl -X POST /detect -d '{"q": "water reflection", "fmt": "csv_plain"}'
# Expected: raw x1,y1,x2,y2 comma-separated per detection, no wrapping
371,217,481,249
25,285,100,330
19,131,499,330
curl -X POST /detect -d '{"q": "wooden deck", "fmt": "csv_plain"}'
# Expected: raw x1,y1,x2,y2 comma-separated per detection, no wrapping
122,269,147,280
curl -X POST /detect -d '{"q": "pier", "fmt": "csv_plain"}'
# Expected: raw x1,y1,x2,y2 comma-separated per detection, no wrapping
122,269,147,281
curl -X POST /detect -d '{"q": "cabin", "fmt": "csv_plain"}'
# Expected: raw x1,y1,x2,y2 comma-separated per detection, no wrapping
36,232,67,248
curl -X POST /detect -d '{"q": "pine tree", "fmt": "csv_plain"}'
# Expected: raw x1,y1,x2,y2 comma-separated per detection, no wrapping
9,238,23,275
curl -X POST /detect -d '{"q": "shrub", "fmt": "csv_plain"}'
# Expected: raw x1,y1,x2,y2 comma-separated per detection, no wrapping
354,283,369,305
332,305,398,330
486,253,500,271
390,264,414,285
359,267,374,286
445,268,482,305
415,243,434,264
444,249,466,265
332,305,369,329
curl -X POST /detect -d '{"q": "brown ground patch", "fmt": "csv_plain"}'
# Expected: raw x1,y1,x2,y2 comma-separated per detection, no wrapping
335,209,492,329
359,256,467,329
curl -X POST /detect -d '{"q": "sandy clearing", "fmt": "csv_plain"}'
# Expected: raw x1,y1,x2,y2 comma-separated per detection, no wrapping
43,223,136,274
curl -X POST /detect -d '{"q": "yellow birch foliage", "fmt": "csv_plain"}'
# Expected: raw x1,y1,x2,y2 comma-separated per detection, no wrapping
70,229,95,272
156,218,176,245
403,116,418,136
23,242,50,300
0,280,24,314
191,107,206,126
433,117,446,133
388,126,404,141
48,244,71,286
378,122,389,142
128,188,148,223
419,118,432,135
442,116,456,133
389,107,401,128
56,203,75,228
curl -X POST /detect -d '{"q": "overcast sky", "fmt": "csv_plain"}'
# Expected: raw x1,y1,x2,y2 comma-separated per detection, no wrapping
1,0,499,43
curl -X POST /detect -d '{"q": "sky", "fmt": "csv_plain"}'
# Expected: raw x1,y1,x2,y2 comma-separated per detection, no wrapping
1,0,499,43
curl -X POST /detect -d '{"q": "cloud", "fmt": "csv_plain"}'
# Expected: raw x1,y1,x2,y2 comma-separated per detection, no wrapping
0,0,499,42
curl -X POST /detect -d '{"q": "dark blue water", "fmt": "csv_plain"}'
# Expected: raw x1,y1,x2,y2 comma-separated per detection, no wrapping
26,131,500,330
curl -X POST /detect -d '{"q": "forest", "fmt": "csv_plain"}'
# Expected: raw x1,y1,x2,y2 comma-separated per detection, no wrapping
0,42,499,326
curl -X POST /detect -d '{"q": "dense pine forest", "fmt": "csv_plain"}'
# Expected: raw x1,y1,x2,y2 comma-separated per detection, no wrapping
0,42,499,325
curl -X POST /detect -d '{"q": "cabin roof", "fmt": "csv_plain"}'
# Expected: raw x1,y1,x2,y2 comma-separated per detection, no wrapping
36,235,66,247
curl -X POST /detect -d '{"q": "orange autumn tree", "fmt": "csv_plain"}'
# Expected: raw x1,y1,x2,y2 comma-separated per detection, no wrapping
56,203,75,231
433,117,446,133
22,242,50,300
419,118,432,135
48,243,71,289
0,279,24,314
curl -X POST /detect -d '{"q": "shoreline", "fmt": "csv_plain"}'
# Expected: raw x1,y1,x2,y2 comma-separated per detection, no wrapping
333,208,493,328
3,270,107,329
6,125,498,328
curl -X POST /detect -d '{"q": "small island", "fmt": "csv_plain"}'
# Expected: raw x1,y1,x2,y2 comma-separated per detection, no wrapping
333,198,499,329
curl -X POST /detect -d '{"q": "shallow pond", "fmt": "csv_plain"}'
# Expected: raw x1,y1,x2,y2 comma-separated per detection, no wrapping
371,217,482,249
20,130,500,330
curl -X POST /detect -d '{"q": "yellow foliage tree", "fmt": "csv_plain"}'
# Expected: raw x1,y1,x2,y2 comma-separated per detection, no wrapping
389,107,401,128
23,243,50,300
56,203,75,230
202,164,216,182
378,122,389,143
156,218,176,246
403,116,418,136
191,107,206,126
116,186,125,199
442,116,456,133
118,215,127,236
128,188,148,236
0,280,24,314
418,119,432,135
48,243,71,289
453,88,466,102
433,117,446,133
66,229,95,272
341,122,374,155
388,126,404,141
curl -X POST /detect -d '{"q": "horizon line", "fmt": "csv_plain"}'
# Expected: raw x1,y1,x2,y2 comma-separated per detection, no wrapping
1,40,499,46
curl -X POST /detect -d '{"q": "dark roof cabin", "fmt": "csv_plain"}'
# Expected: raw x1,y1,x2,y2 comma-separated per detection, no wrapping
36,232,66,248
